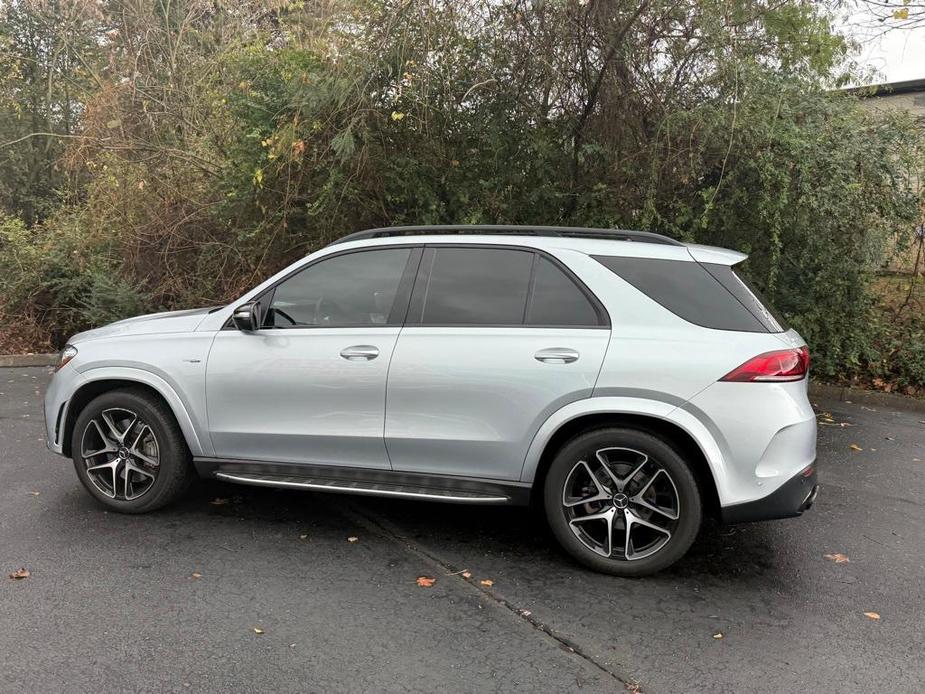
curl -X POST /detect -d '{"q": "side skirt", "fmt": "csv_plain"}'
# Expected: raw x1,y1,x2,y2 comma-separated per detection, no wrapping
193,458,532,506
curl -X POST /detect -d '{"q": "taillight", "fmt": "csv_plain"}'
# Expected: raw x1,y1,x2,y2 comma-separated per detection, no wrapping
720,346,809,383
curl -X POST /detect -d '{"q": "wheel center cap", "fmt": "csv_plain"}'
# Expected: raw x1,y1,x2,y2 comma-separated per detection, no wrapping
611,492,629,509
117,447,129,459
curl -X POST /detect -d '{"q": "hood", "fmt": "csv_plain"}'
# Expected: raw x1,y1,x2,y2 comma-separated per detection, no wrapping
69,307,218,344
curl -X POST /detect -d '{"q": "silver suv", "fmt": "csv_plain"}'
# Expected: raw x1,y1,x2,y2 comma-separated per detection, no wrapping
43,226,818,575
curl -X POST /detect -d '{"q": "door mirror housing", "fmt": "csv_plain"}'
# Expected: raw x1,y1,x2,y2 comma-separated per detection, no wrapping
232,301,260,332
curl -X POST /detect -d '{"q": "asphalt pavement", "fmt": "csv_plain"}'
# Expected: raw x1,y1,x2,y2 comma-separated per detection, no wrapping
1,367,923,693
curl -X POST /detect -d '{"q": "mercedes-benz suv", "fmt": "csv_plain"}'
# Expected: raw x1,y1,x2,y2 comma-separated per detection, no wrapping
44,225,818,575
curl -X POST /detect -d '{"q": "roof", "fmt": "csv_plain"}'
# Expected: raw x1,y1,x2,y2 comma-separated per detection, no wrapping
323,226,748,266
329,224,683,247
844,77,925,98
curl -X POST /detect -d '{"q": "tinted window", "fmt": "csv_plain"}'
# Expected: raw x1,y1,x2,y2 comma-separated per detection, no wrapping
527,256,601,326
702,263,788,332
267,248,411,327
418,248,533,325
593,255,768,332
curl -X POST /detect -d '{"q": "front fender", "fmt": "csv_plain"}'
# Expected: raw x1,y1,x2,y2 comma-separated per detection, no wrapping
64,367,209,457
519,396,732,505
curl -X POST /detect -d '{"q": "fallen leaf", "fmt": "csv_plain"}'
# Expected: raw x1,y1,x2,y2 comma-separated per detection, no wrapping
391,111,405,121
416,576,436,587
209,497,229,506
848,444,863,452
28,491,40,496
347,536,358,543
479,579,494,587
253,627,265,634
824,553,850,564
191,571,202,579
712,632,724,639
864,612,880,621
461,570,472,579
9,568,30,580
519,609,532,617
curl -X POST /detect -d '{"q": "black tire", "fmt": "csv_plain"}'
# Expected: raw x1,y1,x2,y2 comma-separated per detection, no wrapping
71,388,195,513
544,427,702,577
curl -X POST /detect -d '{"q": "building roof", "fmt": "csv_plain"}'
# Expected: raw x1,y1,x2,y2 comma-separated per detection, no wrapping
845,77,925,98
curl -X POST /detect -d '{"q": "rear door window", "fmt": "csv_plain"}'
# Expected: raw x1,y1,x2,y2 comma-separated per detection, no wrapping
526,256,602,327
410,247,607,327
415,247,534,325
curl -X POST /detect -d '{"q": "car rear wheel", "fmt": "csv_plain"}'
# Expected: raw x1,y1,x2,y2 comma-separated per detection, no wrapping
71,388,195,513
544,427,702,576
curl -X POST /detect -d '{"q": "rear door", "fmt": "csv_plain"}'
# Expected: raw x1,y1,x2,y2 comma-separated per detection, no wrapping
384,245,611,481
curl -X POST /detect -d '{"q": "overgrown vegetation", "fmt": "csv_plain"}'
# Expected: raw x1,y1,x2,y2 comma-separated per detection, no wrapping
1,0,923,391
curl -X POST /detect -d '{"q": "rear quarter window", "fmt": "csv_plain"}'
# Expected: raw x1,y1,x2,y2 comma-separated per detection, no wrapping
592,256,776,333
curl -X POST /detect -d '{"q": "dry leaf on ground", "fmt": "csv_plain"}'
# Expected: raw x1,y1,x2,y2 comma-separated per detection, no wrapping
416,576,436,588
848,444,863,452
347,536,358,543
9,568,30,580
28,491,40,496
461,570,472,579
864,612,881,621
253,627,265,634
480,579,494,587
823,553,850,564
191,571,202,579
712,632,724,639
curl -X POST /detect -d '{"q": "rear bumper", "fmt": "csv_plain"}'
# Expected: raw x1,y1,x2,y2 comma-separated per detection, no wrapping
720,464,818,524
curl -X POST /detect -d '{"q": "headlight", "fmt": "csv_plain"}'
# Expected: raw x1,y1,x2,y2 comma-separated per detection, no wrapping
55,345,78,372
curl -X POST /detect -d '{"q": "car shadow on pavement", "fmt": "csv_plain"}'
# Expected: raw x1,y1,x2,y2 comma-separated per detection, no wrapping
173,479,789,585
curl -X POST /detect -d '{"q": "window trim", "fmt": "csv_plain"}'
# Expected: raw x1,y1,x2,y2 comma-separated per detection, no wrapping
405,243,610,329
227,245,423,331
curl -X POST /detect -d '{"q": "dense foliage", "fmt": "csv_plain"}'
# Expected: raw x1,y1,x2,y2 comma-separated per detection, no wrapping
0,0,923,390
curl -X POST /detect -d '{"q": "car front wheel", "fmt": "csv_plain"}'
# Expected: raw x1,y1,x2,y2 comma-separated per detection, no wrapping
71,388,194,513
544,427,702,576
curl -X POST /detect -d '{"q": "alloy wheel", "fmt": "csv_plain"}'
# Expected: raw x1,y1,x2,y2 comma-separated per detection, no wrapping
80,408,160,501
562,447,680,561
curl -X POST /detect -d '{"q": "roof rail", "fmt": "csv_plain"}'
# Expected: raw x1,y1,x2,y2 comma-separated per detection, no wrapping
327,225,682,247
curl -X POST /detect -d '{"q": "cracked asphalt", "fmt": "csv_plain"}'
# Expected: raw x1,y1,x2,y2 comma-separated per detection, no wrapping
1,367,924,693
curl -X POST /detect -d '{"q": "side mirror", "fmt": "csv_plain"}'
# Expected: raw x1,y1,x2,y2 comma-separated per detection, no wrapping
232,301,260,332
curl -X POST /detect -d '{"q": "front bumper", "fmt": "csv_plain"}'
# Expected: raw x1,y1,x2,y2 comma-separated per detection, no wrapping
720,464,818,524
43,365,74,455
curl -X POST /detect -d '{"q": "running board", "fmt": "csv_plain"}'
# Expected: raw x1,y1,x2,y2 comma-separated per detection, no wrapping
195,458,530,506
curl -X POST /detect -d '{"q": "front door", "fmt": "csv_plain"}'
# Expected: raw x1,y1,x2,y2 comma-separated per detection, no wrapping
384,246,611,481
206,246,419,468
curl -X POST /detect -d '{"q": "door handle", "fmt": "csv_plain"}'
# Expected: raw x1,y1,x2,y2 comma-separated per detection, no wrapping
340,345,380,361
534,348,579,364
